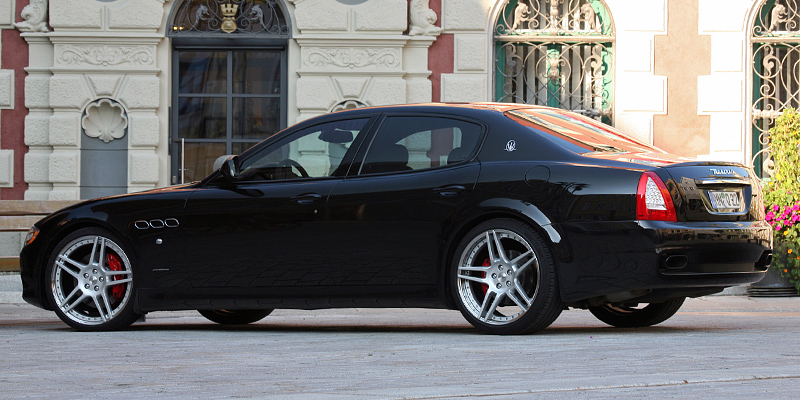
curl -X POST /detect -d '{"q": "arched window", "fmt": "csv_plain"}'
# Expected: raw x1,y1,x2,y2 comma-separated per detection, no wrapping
167,0,290,183
751,0,800,176
494,0,614,124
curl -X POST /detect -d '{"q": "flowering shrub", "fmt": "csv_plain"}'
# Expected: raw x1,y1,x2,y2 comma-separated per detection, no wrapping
763,109,800,293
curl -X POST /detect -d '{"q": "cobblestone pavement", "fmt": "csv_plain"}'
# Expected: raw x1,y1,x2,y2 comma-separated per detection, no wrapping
1,296,799,399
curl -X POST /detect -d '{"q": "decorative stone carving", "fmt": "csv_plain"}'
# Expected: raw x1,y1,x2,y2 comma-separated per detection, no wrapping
14,0,48,33
331,100,367,112
57,46,155,67
409,0,442,36
82,99,128,143
170,0,288,36
305,48,401,69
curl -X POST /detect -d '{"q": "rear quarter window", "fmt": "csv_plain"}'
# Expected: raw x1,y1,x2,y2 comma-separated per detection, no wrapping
506,109,664,155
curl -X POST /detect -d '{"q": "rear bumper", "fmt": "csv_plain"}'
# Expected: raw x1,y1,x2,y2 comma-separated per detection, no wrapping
553,220,772,303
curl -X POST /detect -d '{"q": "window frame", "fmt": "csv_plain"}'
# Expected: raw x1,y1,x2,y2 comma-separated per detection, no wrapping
170,41,288,184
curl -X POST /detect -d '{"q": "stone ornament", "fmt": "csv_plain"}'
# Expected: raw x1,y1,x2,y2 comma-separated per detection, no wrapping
14,0,48,33
409,0,442,36
82,99,128,143
331,100,367,112
58,45,155,67
305,48,400,69
170,0,288,36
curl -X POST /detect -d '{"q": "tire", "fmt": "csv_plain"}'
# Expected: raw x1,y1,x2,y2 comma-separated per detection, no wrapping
589,298,685,328
198,309,273,325
452,218,564,335
45,227,140,331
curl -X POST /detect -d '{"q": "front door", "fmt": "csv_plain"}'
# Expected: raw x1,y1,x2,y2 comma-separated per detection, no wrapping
159,118,373,300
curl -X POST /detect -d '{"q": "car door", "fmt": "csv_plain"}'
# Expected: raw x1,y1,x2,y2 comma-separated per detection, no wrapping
325,115,484,294
163,117,374,298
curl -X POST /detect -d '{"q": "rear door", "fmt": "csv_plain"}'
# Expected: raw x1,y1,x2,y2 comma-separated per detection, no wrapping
325,115,485,293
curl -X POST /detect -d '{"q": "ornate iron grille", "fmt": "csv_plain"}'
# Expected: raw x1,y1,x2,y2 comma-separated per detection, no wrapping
494,0,614,123
752,0,800,176
169,0,288,36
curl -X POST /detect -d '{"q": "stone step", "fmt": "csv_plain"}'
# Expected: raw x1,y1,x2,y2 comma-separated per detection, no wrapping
0,215,41,231
0,257,20,272
0,273,23,304
0,200,76,216
0,200,76,232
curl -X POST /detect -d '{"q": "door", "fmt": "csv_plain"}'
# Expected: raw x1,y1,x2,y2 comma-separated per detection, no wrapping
325,115,485,293
164,117,372,298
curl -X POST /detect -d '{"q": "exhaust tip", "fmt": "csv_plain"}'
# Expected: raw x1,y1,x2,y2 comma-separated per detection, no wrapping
663,255,689,270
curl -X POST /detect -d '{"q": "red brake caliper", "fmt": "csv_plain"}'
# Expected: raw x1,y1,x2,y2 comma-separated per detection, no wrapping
481,258,491,294
106,253,125,302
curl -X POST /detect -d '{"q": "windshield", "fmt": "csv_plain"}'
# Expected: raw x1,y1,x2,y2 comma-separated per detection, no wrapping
506,109,665,154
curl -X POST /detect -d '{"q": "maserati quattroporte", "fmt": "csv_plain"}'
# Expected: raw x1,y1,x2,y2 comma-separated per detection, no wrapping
20,103,772,334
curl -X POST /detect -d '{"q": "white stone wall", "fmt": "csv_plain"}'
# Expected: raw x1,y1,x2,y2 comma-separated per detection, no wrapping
21,0,167,200
291,0,437,123
697,0,753,163
441,0,493,102
605,0,667,144
0,0,14,190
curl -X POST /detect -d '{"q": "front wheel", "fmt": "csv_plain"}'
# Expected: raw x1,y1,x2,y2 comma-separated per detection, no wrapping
198,309,273,325
452,219,564,335
46,228,140,331
589,298,685,328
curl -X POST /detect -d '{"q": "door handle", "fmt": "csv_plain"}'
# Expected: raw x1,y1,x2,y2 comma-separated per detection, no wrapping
291,193,323,204
433,185,466,197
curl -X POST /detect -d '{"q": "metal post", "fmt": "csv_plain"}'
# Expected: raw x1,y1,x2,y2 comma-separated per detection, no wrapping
181,138,185,184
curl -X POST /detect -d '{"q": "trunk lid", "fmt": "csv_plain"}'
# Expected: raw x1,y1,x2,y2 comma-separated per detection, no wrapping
661,162,761,222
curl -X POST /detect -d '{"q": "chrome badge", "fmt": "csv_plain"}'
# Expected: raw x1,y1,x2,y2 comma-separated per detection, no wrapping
710,168,736,175
505,140,517,152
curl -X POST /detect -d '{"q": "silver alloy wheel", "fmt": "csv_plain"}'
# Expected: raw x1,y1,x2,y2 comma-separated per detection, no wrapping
456,229,540,325
51,235,133,326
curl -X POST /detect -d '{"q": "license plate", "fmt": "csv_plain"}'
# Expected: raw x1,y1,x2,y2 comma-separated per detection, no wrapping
708,191,740,210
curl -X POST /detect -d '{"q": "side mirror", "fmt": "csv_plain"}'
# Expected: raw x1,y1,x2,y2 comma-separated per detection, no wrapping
218,155,240,180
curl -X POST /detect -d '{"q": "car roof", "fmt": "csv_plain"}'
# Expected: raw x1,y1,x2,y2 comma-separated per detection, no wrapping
326,102,549,117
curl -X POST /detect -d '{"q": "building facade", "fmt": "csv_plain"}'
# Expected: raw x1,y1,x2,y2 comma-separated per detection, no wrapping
0,0,795,203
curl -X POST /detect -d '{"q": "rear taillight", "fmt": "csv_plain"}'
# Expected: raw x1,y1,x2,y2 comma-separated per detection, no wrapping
636,171,677,221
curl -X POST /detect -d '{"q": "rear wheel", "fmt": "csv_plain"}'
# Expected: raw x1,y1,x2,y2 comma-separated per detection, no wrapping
452,219,563,335
589,298,685,328
46,228,140,331
198,309,273,325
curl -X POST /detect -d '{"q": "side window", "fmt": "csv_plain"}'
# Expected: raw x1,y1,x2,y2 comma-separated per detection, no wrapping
361,117,482,175
238,118,369,181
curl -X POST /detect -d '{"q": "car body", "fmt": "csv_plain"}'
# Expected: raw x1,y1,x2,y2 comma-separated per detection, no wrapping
20,103,773,334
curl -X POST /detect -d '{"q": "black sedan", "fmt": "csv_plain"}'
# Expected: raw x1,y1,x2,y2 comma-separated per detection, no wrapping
20,103,772,334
